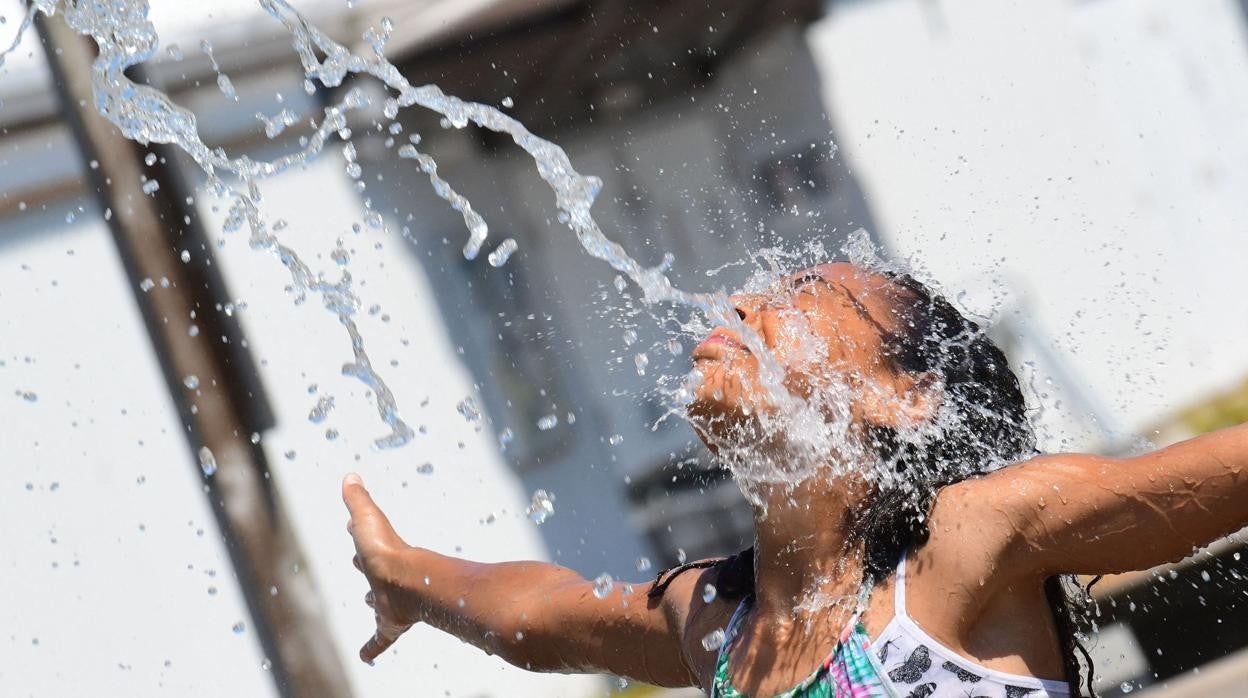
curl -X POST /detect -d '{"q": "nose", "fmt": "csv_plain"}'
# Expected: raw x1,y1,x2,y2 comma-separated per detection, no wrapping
729,293,762,326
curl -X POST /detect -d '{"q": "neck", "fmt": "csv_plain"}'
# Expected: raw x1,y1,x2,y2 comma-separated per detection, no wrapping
749,474,869,622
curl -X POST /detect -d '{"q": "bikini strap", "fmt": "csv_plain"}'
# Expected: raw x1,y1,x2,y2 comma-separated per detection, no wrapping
710,597,752,697
723,596,751,646
893,548,909,618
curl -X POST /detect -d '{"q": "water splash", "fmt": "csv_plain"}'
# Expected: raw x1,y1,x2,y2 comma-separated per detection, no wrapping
27,0,849,474
0,1,49,71
21,1,415,448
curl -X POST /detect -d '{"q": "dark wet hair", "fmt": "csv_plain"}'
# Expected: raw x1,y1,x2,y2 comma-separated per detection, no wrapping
651,272,1098,696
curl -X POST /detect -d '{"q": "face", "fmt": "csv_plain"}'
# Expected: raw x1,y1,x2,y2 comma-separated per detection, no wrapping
688,262,928,447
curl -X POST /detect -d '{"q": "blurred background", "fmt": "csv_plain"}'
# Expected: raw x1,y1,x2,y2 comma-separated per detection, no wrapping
2,0,1247,696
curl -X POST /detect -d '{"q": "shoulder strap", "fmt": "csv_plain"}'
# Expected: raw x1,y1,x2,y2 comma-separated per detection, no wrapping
710,598,752,697
893,548,909,617
724,597,751,644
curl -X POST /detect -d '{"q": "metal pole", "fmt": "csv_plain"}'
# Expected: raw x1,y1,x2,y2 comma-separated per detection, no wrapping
36,13,352,698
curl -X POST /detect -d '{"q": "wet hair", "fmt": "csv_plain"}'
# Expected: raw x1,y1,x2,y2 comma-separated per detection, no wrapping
651,272,1098,696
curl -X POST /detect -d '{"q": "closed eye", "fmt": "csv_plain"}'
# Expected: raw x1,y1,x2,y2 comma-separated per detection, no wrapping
792,271,827,294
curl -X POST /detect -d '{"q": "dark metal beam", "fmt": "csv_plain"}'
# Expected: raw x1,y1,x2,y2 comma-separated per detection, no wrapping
35,13,352,698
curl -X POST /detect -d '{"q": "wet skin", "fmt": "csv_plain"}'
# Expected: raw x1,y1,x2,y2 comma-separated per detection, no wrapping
343,261,1248,694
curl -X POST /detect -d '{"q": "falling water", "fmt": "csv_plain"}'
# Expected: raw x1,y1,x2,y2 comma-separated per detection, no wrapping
11,0,881,487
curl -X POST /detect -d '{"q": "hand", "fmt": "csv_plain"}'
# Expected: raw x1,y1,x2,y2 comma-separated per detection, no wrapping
343,473,421,664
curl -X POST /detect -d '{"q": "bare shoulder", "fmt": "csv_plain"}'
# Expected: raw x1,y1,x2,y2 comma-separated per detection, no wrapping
649,562,737,688
924,456,1078,580
927,453,1117,571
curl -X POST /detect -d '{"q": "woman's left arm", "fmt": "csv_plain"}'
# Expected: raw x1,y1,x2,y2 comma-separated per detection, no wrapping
987,423,1248,577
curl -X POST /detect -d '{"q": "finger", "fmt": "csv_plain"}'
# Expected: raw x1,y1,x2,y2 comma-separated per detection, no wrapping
342,473,399,540
360,629,397,665
341,473,375,516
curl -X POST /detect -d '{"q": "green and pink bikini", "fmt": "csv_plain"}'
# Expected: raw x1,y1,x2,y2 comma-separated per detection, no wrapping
709,551,1071,698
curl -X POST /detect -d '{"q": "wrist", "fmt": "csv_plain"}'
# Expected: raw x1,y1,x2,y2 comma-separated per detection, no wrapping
386,544,432,625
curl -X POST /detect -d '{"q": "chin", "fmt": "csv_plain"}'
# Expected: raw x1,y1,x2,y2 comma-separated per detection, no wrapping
686,393,764,451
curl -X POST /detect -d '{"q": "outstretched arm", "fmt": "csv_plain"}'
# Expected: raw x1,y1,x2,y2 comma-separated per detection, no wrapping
982,423,1248,577
341,474,703,687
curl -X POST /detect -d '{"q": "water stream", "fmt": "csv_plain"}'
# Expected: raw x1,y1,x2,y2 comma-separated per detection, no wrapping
8,0,831,461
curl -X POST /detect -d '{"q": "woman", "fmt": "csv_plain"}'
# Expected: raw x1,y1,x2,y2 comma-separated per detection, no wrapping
342,262,1248,697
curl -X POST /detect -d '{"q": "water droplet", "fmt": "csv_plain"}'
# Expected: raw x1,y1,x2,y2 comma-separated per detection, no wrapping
183,374,199,390
308,395,335,423
536,414,558,431
501,96,514,108
217,74,238,101
144,153,158,166
142,179,161,195
635,557,651,572
634,353,649,376
497,428,514,451
416,462,434,474
622,329,638,346
139,278,155,292
198,447,217,477
180,250,191,263
701,628,726,651
324,428,339,441
703,584,717,603
18,390,37,403
232,621,245,635
1120,682,1134,694
525,489,555,524
592,573,614,599
677,548,687,563
456,397,482,427
487,238,518,267
608,434,623,446
666,339,683,355
283,450,296,461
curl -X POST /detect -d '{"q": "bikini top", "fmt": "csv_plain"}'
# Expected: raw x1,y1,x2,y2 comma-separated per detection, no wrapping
710,552,1071,698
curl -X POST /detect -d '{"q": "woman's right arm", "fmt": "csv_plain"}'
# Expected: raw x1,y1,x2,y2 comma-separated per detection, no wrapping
342,474,705,688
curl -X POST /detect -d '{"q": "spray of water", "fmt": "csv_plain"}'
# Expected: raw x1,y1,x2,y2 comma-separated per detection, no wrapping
12,0,824,456
13,3,1030,531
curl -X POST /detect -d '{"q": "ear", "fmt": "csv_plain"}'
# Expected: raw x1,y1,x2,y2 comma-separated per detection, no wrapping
860,371,941,429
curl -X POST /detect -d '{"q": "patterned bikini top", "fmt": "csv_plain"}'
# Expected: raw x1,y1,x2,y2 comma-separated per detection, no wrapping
710,552,1071,698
